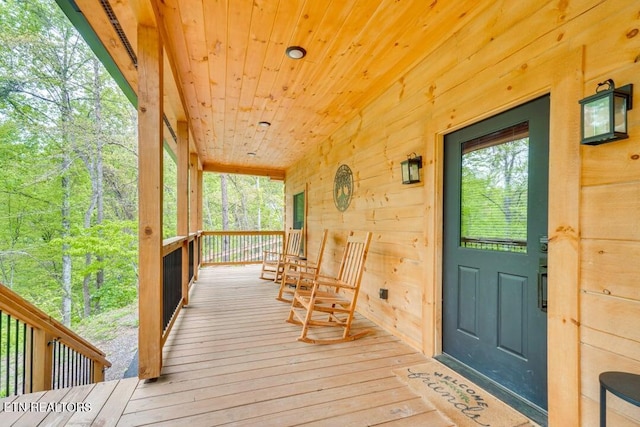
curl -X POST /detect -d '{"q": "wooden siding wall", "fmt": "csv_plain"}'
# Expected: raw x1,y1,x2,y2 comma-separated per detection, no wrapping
285,1,640,426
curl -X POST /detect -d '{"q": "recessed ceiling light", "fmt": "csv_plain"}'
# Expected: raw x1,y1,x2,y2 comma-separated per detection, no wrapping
247,152,256,157
258,121,271,127
285,46,306,60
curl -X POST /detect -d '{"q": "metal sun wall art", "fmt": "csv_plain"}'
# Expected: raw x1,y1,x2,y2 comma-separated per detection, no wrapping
333,164,353,212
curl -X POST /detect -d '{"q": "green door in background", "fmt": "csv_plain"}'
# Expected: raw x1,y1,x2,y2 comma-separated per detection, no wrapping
293,191,305,253
443,96,550,410
293,191,305,230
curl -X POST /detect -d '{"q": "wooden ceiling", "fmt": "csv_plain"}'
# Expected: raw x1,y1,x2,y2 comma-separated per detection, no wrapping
73,0,487,179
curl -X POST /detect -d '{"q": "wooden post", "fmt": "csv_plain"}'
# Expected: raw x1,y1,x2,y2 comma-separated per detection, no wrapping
137,23,163,380
177,121,189,304
547,46,583,426
92,359,105,383
196,168,203,277
26,329,52,392
197,168,203,232
190,154,200,280
189,153,198,233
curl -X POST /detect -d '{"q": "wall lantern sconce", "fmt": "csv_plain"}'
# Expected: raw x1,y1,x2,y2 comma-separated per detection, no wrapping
401,153,422,184
579,79,633,145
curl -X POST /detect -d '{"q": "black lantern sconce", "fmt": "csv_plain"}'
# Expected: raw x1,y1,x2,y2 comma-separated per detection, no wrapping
579,79,633,145
401,153,422,184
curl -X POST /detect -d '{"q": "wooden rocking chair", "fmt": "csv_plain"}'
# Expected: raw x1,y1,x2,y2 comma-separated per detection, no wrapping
286,231,373,344
260,228,303,281
276,229,328,303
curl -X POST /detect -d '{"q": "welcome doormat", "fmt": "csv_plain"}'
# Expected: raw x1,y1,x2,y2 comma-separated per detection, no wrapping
393,361,537,427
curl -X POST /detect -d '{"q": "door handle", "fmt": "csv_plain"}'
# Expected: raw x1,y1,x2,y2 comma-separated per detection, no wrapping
537,263,548,313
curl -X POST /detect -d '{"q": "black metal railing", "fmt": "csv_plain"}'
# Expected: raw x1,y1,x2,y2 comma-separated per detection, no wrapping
188,238,195,282
162,246,183,333
0,311,31,397
50,339,95,389
201,231,284,265
0,285,110,398
197,235,201,267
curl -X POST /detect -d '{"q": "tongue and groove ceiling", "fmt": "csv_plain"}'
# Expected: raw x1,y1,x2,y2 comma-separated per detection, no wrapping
73,0,484,178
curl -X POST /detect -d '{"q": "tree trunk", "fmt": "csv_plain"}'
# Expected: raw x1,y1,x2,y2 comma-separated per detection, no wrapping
221,174,229,230
82,189,97,317
60,71,73,327
221,174,229,261
204,194,214,229
228,175,248,229
61,151,72,326
256,177,261,230
94,58,105,305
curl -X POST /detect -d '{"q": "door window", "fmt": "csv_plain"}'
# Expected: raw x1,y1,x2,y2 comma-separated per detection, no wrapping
460,122,529,253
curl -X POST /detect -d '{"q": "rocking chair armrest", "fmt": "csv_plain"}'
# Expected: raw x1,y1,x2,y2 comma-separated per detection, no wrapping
288,259,318,271
263,250,283,257
283,254,307,266
293,269,319,281
299,264,319,274
312,273,337,282
311,277,355,290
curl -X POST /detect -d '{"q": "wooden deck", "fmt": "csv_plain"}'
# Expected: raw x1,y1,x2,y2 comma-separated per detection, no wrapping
1,265,453,426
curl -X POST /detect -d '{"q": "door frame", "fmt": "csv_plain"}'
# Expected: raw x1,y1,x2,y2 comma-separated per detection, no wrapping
422,46,583,426
441,95,550,412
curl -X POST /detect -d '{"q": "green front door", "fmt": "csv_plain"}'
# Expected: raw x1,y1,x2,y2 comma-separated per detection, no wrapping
443,96,550,410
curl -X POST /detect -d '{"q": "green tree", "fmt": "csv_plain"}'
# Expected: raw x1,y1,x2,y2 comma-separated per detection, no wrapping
0,0,283,330
461,137,528,246
0,0,138,323
203,173,284,230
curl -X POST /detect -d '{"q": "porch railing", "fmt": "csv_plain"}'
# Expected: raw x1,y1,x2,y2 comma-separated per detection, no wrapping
162,241,182,335
200,230,284,266
0,284,111,397
143,230,281,378
159,230,281,345
161,232,200,345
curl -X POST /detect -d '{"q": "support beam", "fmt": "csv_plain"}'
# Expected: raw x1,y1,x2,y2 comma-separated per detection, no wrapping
547,46,583,427
137,23,163,380
203,163,285,181
177,121,189,304
177,123,189,234
189,153,199,233
190,155,202,280
130,0,157,27
197,168,203,231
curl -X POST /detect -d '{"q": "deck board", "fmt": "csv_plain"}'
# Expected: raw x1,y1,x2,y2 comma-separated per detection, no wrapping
1,265,450,426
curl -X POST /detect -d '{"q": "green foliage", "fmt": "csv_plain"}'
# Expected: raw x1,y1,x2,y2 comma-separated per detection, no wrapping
68,220,139,311
91,280,137,312
203,173,284,230
461,138,528,242
67,221,137,271
163,150,177,238
0,0,138,324
0,0,284,334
